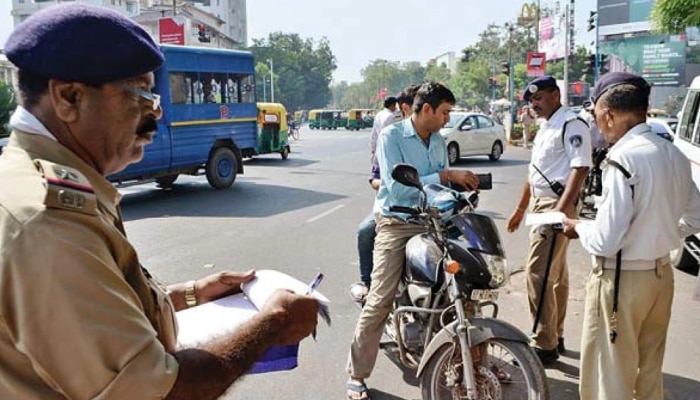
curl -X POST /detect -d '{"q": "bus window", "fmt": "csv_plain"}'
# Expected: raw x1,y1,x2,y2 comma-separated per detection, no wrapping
240,74,255,103
679,90,700,143
226,75,239,103
169,72,190,104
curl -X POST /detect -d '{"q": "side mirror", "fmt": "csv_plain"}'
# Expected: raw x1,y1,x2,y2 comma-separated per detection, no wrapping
461,124,473,131
391,164,422,190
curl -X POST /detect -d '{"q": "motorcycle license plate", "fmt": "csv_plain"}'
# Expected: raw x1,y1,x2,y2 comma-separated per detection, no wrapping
470,289,499,301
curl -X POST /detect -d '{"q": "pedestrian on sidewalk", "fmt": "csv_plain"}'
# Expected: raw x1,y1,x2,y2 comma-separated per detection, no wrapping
519,105,535,148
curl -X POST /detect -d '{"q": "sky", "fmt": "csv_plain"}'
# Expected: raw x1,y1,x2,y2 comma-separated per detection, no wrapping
0,0,596,83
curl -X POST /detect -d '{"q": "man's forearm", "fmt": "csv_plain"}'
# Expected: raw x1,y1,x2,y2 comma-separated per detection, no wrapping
557,167,589,213
166,312,284,400
516,181,531,211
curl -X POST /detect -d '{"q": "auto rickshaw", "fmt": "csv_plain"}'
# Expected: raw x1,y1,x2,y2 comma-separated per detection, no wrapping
318,110,337,130
346,108,375,130
256,102,290,159
293,110,307,125
308,109,322,129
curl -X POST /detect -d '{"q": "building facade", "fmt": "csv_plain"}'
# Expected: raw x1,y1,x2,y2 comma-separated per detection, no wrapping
9,0,247,49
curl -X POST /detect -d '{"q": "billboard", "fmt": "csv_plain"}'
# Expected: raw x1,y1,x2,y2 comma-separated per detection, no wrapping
538,14,568,61
159,17,186,45
598,0,654,35
600,34,686,86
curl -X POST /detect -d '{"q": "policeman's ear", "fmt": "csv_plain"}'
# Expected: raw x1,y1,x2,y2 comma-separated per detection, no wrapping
48,80,83,123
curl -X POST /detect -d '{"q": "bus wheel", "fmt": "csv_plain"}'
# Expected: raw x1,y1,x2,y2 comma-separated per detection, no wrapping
281,146,290,160
206,147,237,189
156,174,178,188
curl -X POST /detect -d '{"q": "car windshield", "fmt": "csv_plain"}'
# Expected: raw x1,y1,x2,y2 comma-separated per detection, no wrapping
444,113,467,129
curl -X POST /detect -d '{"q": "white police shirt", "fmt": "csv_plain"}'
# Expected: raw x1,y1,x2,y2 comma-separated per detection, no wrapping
369,108,399,156
529,107,592,197
576,123,700,265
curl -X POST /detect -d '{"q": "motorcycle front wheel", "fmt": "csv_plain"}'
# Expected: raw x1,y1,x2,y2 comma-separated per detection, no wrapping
420,338,549,400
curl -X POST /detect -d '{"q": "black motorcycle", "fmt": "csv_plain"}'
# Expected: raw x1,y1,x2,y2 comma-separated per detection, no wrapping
385,164,549,400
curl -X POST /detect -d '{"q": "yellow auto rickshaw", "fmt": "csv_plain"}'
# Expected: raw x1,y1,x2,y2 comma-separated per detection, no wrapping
346,108,375,130
256,102,290,159
308,109,322,129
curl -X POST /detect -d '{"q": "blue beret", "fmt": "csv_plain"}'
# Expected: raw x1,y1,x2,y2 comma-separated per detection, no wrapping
5,3,164,85
523,76,559,102
592,72,650,104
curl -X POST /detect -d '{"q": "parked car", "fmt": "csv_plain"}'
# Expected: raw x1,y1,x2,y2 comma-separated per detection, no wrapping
647,117,677,142
440,112,506,164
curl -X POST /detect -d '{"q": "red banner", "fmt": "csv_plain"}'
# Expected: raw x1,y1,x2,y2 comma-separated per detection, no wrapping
159,17,185,45
526,52,546,77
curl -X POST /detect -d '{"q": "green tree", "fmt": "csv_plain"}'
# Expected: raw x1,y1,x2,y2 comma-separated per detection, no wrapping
249,32,337,111
0,82,16,136
651,0,700,33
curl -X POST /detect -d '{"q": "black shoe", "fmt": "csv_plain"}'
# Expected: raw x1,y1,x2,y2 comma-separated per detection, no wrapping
557,337,566,354
533,347,559,365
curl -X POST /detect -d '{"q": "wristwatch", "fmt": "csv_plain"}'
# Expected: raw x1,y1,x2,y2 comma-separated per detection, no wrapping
184,280,197,308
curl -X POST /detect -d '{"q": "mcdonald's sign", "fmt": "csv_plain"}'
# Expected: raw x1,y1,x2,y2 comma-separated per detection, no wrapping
518,2,539,25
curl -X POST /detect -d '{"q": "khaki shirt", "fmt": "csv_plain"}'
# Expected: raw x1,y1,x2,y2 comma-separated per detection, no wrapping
0,131,178,399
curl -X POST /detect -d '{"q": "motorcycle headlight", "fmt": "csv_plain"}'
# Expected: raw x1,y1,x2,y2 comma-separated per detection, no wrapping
484,254,510,288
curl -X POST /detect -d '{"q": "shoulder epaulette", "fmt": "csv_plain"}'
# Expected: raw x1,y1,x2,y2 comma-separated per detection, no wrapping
34,159,98,215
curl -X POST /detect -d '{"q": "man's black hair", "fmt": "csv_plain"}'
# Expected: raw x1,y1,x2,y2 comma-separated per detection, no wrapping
412,82,456,114
397,84,420,107
383,96,397,109
598,84,649,116
16,70,49,108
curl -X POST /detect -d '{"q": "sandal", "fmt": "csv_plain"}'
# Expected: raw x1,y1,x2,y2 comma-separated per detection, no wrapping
349,282,369,302
346,380,371,400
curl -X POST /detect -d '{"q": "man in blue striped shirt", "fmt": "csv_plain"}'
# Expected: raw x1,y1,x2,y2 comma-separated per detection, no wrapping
346,82,479,400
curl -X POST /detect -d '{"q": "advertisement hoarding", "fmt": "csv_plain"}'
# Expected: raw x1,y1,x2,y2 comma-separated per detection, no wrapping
159,17,186,45
538,14,568,61
598,0,654,36
600,34,686,86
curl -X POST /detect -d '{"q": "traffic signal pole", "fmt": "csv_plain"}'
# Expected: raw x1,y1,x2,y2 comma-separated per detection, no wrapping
594,18,600,84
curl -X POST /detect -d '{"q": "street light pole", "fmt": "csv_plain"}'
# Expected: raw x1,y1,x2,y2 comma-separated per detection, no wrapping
267,58,274,103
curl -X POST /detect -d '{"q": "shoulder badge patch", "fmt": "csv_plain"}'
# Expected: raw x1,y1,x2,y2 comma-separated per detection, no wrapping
569,134,583,148
34,159,98,215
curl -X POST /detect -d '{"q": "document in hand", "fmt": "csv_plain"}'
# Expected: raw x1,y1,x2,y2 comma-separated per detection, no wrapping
525,211,566,228
175,270,330,374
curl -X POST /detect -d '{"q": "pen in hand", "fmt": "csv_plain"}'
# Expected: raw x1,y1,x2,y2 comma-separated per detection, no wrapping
305,273,324,341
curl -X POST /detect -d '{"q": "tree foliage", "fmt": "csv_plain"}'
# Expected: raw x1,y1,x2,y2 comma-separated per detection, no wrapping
651,0,700,34
248,32,337,112
0,82,16,136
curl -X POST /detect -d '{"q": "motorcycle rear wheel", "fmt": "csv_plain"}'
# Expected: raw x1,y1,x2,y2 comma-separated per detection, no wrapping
420,339,549,400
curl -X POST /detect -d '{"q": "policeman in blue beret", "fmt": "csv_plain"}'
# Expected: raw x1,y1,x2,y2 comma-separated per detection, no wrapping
0,3,318,399
562,72,700,400
507,75,592,365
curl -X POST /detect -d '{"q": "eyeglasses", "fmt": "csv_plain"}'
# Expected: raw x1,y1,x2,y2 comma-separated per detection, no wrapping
119,84,161,111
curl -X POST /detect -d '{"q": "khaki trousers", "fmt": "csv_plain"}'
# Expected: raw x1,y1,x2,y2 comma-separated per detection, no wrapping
346,216,427,378
579,260,673,400
526,196,574,350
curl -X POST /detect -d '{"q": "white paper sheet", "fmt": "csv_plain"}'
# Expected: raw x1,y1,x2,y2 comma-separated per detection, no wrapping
525,211,566,227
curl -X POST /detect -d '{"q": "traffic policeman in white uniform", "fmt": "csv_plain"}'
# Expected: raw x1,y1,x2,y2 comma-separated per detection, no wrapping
507,76,592,364
563,72,700,400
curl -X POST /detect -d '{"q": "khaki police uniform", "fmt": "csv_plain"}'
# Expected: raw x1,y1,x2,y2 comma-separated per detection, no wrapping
527,106,591,351
0,131,179,399
575,124,700,400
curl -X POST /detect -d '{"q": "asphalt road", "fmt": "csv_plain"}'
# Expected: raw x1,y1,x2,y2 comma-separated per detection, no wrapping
119,125,700,400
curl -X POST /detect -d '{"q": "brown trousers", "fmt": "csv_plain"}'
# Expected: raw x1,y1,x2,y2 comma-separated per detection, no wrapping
346,216,427,378
526,196,574,350
579,260,673,400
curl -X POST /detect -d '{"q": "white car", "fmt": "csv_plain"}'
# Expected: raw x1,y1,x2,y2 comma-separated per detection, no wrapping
440,112,506,164
647,117,677,142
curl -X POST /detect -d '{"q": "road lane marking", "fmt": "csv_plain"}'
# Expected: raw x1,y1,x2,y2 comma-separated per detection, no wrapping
306,204,345,223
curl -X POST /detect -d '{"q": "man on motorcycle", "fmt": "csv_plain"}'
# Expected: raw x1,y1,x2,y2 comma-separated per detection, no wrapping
346,82,479,400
